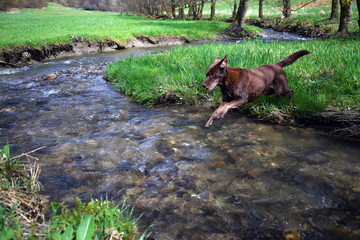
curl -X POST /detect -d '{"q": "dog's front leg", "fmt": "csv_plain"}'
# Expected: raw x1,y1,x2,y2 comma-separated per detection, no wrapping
205,102,226,127
216,97,248,118
205,98,248,127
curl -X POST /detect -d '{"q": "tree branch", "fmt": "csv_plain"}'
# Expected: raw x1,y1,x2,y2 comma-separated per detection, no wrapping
292,0,318,12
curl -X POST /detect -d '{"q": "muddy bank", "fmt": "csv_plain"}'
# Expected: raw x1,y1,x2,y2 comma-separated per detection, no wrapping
0,35,191,68
245,107,360,141
246,18,332,38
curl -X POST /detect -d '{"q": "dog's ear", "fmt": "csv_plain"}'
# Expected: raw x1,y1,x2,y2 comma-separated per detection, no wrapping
219,55,228,69
207,56,222,73
213,56,221,64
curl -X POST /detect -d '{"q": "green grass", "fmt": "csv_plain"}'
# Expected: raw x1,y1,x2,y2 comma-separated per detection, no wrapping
107,40,360,119
210,0,359,35
0,2,230,48
48,197,149,240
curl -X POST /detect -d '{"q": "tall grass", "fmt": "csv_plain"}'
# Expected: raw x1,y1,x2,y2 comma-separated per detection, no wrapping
0,2,230,48
107,40,360,118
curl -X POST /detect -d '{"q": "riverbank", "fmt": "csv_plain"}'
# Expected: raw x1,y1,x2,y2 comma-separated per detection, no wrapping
107,40,360,140
28,61,358,141
0,142,147,239
0,35,194,68
0,2,233,68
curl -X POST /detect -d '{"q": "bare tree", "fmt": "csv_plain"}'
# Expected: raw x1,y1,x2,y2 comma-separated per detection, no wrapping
0,0,47,10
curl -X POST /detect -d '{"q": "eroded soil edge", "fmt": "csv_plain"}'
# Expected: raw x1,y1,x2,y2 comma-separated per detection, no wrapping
0,35,191,68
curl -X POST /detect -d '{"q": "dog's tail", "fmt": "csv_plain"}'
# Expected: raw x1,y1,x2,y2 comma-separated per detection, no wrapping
277,50,311,68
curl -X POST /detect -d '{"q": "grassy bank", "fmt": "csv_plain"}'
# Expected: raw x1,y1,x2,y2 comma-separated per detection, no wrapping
193,0,359,38
107,40,360,121
0,142,148,239
0,2,230,49
200,0,359,37
0,1,358,49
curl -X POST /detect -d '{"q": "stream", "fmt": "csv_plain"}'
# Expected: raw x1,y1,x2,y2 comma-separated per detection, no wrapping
0,31,359,239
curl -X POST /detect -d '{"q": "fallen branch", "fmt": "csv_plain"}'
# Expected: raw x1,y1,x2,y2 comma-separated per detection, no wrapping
11,146,46,161
0,61,17,67
292,0,318,12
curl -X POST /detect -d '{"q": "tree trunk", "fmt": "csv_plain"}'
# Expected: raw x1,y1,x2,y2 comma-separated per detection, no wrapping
188,1,194,17
199,0,205,20
283,0,291,18
259,0,264,18
357,0,360,30
236,0,249,27
338,0,353,33
171,0,176,19
330,0,339,19
232,0,237,19
210,0,216,21
193,0,198,20
179,5,185,19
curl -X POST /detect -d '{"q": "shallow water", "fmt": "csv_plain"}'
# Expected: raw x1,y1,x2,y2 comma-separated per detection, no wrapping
0,37,359,239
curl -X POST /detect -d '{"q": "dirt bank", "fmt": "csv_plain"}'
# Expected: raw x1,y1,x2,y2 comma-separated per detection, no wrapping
247,107,360,141
0,35,191,68
246,18,332,38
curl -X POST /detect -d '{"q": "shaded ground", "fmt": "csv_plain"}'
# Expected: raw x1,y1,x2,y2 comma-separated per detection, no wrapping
246,18,333,38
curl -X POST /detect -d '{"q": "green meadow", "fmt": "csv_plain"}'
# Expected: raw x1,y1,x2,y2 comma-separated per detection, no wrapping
0,2,230,48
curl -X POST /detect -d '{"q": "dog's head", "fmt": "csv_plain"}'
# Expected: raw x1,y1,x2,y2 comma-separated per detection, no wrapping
202,55,228,91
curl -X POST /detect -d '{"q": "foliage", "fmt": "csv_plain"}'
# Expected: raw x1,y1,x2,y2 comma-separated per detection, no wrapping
107,39,360,121
0,142,149,239
0,141,42,239
0,0,47,10
47,197,148,240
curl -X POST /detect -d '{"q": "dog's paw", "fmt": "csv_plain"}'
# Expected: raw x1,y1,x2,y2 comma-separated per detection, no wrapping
205,119,213,128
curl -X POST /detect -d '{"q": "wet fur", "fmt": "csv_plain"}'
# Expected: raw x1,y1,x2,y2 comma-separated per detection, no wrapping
202,50,311,127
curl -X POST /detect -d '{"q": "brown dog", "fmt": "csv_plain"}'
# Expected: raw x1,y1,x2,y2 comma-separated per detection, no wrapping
202,50,310,127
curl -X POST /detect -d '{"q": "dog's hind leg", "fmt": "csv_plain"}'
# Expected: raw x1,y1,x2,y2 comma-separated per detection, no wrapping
287,89,293,101
275,73,293,101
